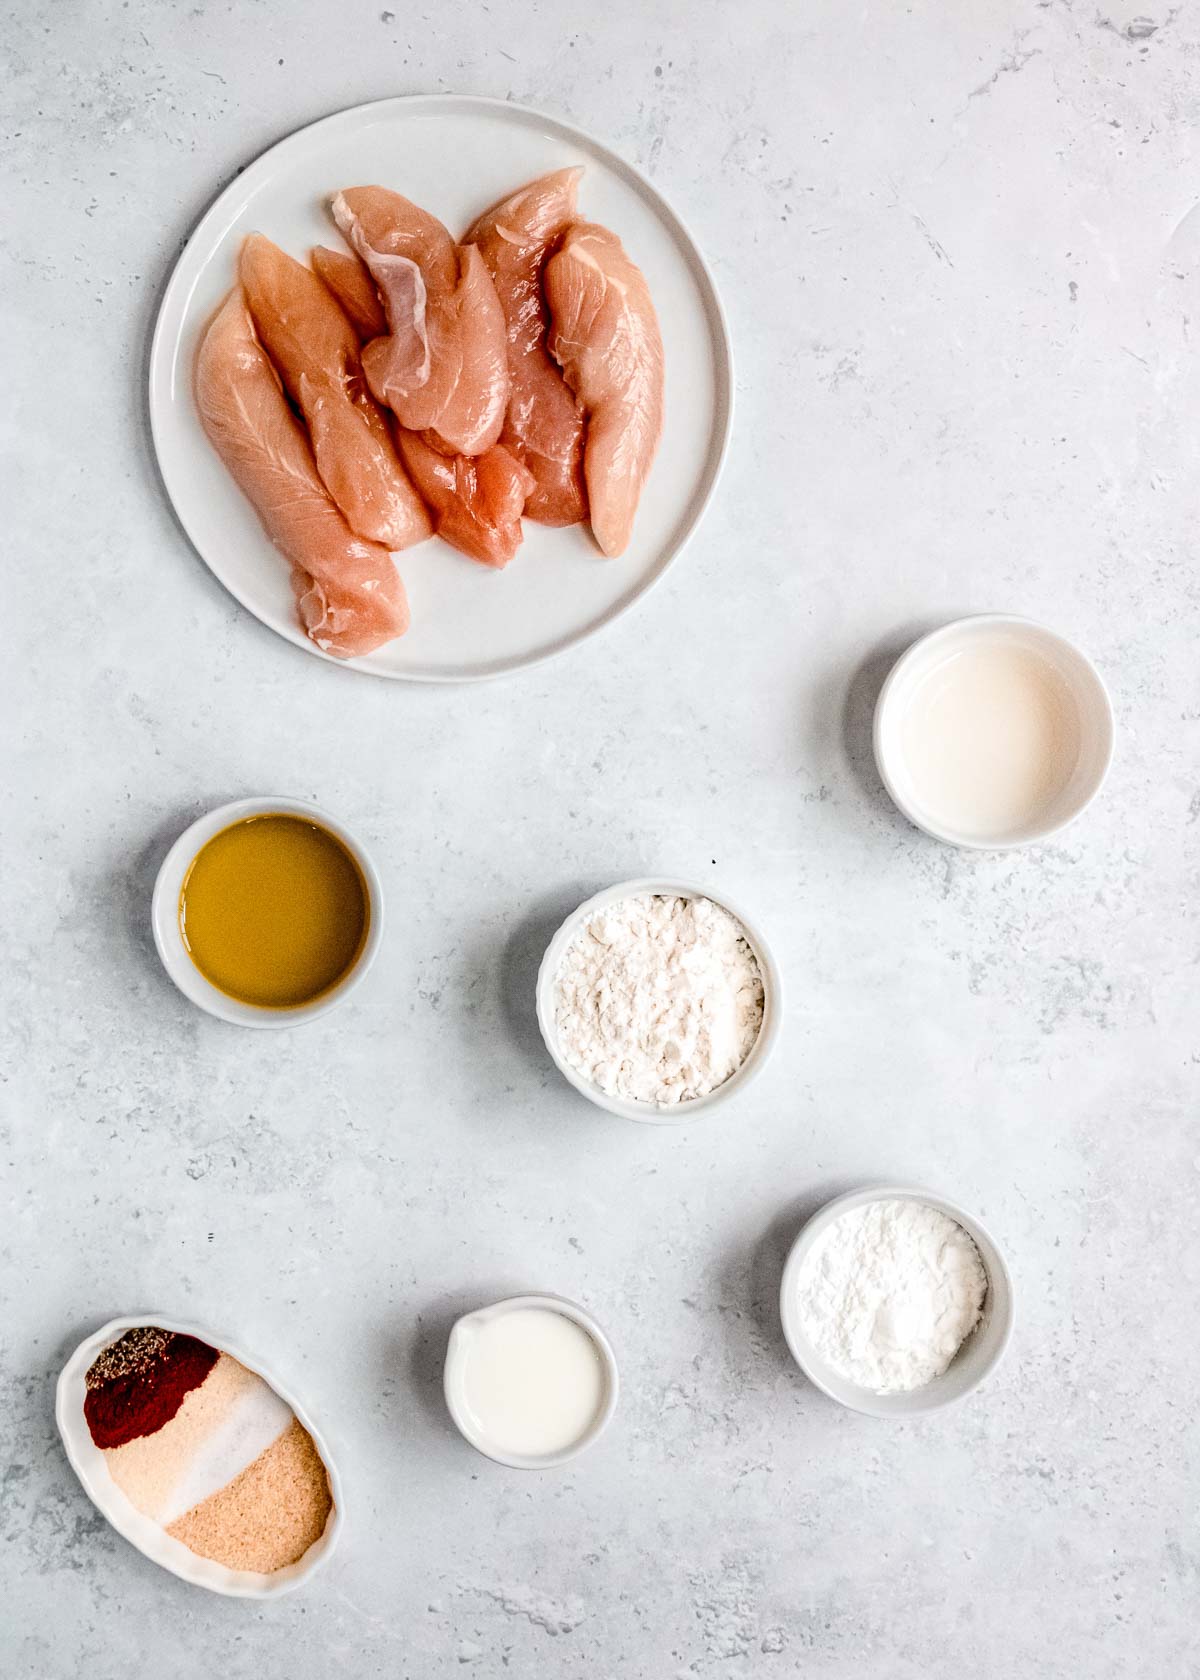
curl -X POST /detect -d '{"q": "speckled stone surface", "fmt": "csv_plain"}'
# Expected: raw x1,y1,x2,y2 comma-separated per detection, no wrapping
4,1,1199,1674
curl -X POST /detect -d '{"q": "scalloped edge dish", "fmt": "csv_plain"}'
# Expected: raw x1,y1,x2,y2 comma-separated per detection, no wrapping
55,1316,343,1597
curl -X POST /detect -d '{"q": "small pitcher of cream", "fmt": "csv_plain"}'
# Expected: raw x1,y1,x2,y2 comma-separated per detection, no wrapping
443,1295,619,1469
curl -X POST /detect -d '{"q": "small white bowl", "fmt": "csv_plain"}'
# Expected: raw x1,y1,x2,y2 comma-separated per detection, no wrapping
535,878,783,1123
151,796,384,1027
873,614,1114,849
443,1294,619,1470
779,1185,1015,1417
56,1315,344,1596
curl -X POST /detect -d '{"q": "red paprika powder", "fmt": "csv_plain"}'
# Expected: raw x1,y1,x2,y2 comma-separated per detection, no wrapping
84,1328,219,1449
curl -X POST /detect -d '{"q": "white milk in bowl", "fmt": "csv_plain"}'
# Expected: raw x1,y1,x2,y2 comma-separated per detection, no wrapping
899,637,1083,840
445,1300,614,1467
877,617,1112,848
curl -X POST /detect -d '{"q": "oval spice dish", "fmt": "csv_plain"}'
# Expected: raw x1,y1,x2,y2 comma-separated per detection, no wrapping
55,1317,343,1597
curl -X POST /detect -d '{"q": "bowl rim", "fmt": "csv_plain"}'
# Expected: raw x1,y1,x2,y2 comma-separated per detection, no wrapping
55,1314,344,1596
872,612,1116,850
778,1183,1015,1417
150,795,385,1028
534,877,783,1123
442,1293,620,1469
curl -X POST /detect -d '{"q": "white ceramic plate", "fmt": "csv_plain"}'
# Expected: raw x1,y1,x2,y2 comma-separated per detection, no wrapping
150,95,733,682
56,1316,344,1596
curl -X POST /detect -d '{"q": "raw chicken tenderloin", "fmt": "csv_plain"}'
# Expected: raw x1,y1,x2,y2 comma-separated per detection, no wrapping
194,290,410,658
311,245,386,341
465,169,587,526
239,235,430,551
544,222,664,557
398,430,534,569
314,238,534,566
331,187,509,456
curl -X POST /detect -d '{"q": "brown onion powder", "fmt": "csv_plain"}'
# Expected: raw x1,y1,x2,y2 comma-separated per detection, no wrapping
165,1417,332,1573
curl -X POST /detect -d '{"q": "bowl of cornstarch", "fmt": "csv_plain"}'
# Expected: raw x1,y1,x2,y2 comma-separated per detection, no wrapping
779,1186,1014,1416
536,878,782,1122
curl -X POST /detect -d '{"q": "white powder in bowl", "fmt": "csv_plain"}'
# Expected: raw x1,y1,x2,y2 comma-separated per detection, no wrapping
794,1199,988,1394
552,894,765,1106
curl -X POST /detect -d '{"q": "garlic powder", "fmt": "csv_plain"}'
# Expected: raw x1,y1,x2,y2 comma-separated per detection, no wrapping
552,894,765,1106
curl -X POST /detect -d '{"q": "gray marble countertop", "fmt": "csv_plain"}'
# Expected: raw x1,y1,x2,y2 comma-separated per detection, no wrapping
4,2,1199,1675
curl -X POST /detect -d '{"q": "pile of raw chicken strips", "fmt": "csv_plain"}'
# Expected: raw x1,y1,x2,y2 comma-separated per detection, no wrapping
196,169,664,656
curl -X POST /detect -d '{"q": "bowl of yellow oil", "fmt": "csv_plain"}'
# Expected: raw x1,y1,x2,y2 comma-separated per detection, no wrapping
152,798,383,1026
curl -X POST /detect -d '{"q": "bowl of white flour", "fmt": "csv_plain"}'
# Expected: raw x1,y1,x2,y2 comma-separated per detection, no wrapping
536,879,782,1122
779,1186,1014,1416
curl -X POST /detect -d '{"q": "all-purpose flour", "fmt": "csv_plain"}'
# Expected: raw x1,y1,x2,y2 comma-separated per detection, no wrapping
794,1199,988,1393
553,895,764,1106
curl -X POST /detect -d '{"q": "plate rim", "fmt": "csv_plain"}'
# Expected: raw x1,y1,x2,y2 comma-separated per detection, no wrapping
148,91,735,684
